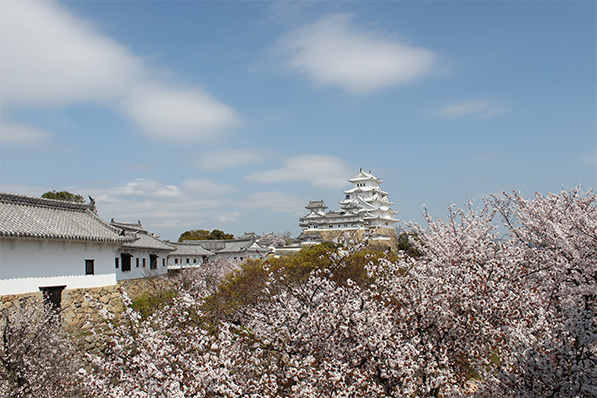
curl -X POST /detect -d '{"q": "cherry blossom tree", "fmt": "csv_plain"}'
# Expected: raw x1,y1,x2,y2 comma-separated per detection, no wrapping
80,188,595,397
259,233,287,247
0,300,85,398
81,287,243,398
489,188,597,397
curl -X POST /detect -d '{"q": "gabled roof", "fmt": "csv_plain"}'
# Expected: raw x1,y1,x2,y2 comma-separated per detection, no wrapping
238,232,258,240
343,186,389,196
187,237,274,255
348,169,382,184
110,220,143,231
169,242,214,256
110,219,175,252
119,231,175,251
0,193,136,243
214,239,258,253
297,232,323,242
306,200,327,209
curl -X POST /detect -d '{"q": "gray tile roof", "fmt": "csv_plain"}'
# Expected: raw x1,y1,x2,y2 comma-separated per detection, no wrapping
216,239,255,253
185,238,273,255
119,231,175,251
0,193,136,243
110,220,175,252
169,242,214,256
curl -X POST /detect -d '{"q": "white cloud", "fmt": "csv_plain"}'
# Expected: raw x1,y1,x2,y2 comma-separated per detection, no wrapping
274,13,437,94
1,0,241,142
97,178,237,203
438,99,509,119
180,179,239,196
87,178,239,236
194,149,268,170
1,0,140,106
0,123,53,147
245,155,351,189
241,191,307,214
88,178,306,238
120,84,241,143
216,213,241,223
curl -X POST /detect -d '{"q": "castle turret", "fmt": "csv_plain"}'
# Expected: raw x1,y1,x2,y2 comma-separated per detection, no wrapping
299,169,398,234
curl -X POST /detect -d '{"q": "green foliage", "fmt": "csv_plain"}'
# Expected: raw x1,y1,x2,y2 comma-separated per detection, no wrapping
204,259,269,321
41,190,85,203
206,243,398,323
131,289,176,318
178,229,234,242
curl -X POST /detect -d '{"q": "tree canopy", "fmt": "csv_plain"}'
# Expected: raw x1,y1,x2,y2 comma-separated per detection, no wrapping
41,190,85,203
178,229,234,242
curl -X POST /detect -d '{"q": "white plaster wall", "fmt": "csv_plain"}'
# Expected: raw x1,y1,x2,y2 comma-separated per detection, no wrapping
0,239,118,295
167,256,204,270
115,249,169,281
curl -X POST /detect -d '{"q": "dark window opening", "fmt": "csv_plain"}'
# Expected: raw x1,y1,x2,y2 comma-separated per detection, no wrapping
121,253,132,272
150,254,158,270
136,258,139,268
162,258,166,267
142,258,146,268
175,258,179,264
40,285,65,311
85,259,95,275
115,258,119,269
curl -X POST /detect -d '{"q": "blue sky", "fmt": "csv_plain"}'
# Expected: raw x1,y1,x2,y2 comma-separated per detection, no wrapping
1,0,595,241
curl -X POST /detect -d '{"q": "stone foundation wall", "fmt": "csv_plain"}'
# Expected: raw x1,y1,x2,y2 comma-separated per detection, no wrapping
1,275,178,353
303,227,398,249
1,275,177,332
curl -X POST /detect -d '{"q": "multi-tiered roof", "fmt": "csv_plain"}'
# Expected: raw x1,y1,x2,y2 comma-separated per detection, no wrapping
299,169,398,233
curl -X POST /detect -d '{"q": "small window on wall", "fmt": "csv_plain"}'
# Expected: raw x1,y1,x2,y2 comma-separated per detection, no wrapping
115,258,119,269
136,258,139,268
162,258,166,267
121,254,132,272
85,259,95,275
143,258,146,268
175,258,179,264
150,254,158,270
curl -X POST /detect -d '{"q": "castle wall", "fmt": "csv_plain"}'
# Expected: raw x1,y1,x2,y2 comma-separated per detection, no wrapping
0,239,118,294
0,275,176,333
301,227,397,249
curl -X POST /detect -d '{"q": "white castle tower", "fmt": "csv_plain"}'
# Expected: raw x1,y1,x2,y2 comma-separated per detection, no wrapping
299,169,398,241
340,169,398,228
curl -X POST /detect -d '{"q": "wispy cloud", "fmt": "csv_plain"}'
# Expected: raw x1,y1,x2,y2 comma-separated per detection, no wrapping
438,99,509,119
1,0,241,142
86,179,304,237
0,123,53,148
89,179,240,234
193,149,269,170
273,13,437,95
241,191,306,214
245,155,351,189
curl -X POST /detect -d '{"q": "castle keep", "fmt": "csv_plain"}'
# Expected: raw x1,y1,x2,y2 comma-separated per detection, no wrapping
299,169,398,244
